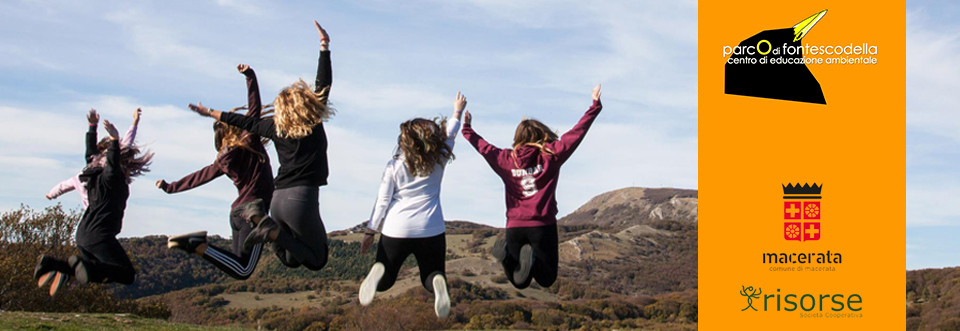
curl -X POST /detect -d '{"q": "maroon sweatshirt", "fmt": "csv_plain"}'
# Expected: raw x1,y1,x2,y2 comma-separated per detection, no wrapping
160,69,274,209
462,99,602,228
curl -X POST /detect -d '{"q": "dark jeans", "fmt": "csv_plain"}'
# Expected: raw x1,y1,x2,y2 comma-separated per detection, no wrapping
270,186,328,270
75,236,136,285
502,224,558,289
201,214,263,280
375,233,446,292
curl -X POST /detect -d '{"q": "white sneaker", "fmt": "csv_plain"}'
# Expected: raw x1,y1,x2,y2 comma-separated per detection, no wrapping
433,274,450,318
359,262,384,306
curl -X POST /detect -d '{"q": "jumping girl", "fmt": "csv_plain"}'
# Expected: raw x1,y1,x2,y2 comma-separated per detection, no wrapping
46,108,141,207
461,85,602,289
356,92,466,318
155,62,274,280
188,20,334,271
35,114,153,296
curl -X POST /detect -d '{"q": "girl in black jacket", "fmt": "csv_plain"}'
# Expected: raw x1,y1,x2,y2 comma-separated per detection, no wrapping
35,116,153,297
190,20,334,271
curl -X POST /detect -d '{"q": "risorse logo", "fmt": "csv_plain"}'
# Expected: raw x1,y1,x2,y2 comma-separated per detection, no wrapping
740,285,862,312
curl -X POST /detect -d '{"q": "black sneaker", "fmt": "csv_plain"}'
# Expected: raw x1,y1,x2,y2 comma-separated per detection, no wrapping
34,255,58,281
490,236,507,262
513,244,534,285
167,231,208,254
232,199,267,225
244,216,278,252
70,256,90,285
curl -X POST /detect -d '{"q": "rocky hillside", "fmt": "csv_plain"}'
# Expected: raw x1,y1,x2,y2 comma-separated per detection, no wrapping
907,267,960,330
560,187,698,229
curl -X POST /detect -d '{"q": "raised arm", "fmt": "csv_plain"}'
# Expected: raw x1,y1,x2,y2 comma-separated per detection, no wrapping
461,111,502,168
121,108,141,148
446,92,467,146
156,163,224,194
190,103,278,139
85,109,99,163
238,64,263,119
547,84,603,162
314,20,332,98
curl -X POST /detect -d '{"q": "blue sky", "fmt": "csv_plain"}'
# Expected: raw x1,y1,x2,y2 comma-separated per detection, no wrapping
0,0,698,238
907,1,960,269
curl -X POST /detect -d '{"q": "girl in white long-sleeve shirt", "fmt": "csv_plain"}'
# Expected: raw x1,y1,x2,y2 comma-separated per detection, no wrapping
357,92,466,318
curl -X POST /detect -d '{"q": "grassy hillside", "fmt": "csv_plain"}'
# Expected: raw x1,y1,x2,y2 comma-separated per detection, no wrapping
0,311,251,331
2,187,699,330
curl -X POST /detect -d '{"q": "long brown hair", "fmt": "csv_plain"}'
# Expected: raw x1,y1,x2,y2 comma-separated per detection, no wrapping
119,146,153,179
512,118,558,155
213,107,269,161
396,117,453,177
88,144,153,181
273,80,335,139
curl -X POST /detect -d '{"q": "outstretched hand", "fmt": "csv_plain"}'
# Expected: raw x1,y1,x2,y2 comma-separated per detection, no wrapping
463,110,472,126
360,232,375,254
87,109,99,125
155,180,168,189
132,108,142,125
314,20,330,49
454,92,467,111
592,84,601,101
189,103,213,117
237,63,250,74
103,120,120,140
453,92,467,120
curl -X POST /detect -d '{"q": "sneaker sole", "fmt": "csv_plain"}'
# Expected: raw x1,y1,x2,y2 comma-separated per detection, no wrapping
38,271,55,288
433,275,450,318
168,231,208,249
74,260,89,285
49,272,68,297
515,244,534,284
359,263,384,306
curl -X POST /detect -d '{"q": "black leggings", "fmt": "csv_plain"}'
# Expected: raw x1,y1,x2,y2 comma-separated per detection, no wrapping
502,224,558,289
201,214,263,280
74,236,136,285
269,186,328,270
375,233,446,293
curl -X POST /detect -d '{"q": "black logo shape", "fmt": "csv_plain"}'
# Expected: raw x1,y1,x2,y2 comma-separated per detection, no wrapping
725,10,827,104
782,183,822,199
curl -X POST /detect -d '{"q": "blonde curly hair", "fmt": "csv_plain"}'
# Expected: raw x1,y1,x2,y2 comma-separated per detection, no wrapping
273,80,334,139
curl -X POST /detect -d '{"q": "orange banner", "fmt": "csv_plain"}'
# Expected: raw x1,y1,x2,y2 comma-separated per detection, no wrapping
699,1,905,329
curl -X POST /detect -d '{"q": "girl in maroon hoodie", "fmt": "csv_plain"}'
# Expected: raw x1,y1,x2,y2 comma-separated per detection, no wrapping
461,85,602,289
155,63,274,280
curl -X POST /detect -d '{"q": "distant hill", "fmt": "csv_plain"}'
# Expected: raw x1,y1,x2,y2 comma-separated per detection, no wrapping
560,187,698,229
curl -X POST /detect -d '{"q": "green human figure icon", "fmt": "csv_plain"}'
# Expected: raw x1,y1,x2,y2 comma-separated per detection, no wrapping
740,285,762,311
